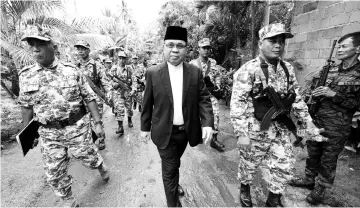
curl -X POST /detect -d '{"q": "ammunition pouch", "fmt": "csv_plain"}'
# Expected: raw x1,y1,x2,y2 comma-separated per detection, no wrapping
43,105,87,129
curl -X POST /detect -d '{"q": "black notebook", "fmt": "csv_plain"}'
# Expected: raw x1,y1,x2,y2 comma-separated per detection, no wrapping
16,119,40,156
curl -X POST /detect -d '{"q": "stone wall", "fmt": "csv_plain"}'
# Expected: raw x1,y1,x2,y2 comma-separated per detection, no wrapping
285,0,360,84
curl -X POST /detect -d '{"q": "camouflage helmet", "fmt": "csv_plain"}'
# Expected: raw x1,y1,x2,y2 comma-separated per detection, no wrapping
117,51,127,58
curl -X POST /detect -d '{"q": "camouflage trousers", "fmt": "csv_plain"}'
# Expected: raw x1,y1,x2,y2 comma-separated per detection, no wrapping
211,96,220,134
112,92,133,121
238,127,295,194
305,135,348,188
133,91,144,106
39,114,103,198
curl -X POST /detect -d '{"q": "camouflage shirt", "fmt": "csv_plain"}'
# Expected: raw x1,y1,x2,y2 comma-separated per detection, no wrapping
103,64,136,95
76,58,105,86
190,57,220,83
230,57,314,138
18,59,97,125
303,62,360,130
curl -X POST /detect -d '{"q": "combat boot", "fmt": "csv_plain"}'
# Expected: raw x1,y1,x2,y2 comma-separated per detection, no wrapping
265,192,283,207
128,116,133,128
210,134,225,152
133,101,137,110
116,121,124,135
306,183,325,205
98,138,105,150
61,194,79,207
138,105,142,112
240,183,253,207
98,162,110,182
288,176,315,190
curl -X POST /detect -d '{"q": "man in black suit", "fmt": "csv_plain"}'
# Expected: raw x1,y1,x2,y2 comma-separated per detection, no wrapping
140,26,214,207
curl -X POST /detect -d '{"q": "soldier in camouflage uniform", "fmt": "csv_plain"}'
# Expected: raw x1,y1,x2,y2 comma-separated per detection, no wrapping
103,51,136,135
190,38,225,152
131,55,146,112
230,23,324,207
18,26,109,207
74,40,107,150
130,54,145,112
289,32,360,205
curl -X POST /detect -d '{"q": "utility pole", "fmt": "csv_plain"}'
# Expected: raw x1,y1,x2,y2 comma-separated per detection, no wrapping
263,0,271,26
251,0,256,58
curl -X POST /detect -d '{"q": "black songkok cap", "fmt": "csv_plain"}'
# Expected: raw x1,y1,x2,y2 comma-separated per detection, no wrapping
164,26,187,43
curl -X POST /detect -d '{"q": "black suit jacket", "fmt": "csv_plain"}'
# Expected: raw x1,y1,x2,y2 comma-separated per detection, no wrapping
141,62,214,149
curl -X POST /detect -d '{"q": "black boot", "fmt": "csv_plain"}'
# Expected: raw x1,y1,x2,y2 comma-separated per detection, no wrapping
138,105,142,112
116,121,124,135
265,191,283,207
306,183,326,205
240,184,253,207
133,102,137,110
128,116,133,128
288,176,315,190
210,134,225,152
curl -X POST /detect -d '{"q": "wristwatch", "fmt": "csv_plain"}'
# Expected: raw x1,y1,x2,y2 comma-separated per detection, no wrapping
95,121,103,126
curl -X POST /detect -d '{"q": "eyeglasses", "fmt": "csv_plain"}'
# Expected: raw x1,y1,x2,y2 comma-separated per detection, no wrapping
165,43,186,49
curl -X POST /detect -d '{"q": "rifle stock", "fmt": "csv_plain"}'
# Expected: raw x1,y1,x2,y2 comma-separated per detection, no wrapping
307,40,337,116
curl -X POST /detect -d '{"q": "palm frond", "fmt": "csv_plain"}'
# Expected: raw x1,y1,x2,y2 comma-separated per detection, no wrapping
0,38,34,67
3,0,64,22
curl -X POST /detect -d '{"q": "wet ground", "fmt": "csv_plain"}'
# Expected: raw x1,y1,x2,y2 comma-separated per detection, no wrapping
1,103,360,207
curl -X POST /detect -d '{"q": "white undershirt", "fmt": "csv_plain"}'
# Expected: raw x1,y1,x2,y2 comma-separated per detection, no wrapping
167,62,184,125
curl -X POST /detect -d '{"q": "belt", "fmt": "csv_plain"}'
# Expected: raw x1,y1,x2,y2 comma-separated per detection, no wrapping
43,106,87,129
173,124,185,131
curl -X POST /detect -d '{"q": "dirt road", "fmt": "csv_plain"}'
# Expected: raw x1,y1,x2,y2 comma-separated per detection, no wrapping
1,103,360,207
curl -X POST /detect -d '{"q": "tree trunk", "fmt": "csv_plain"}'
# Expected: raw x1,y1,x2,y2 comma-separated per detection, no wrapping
1,80,17,100
251,0,256,59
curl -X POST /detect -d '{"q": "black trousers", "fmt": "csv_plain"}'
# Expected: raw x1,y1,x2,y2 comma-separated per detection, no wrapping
157,126,188,207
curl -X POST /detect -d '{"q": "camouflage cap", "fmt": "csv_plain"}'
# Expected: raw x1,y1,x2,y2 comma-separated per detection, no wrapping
198,38,211,47
74,40,90,49
131,54,138,59
258,23,293,41
21,25,52,42
104,58,112,63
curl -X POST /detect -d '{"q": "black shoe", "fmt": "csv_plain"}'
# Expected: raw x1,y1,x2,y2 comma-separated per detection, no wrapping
98,138,106,150
116,126,124,135
178,184,185,197
128,117,133,128
306,183,326,205
210,136,225,152
265,192,283,207
240,184,253,207
288,176,315,190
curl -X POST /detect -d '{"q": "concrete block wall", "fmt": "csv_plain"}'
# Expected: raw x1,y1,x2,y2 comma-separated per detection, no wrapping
285,0,360,84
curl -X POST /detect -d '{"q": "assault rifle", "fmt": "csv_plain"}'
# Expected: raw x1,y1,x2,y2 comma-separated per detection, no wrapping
84,75,114,108
307,40,337,117
107,73,132,92
260,86,304,147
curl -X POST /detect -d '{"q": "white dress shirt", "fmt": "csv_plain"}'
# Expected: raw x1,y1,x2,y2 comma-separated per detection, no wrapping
167,62,184,125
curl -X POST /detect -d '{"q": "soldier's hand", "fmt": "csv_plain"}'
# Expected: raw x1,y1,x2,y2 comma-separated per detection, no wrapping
31,138,39,149
140,131,151,143
312,86,336,98
95,123,105,138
